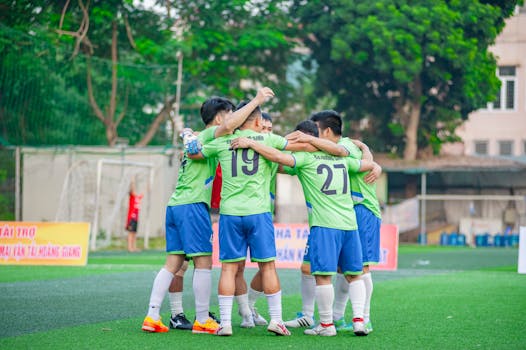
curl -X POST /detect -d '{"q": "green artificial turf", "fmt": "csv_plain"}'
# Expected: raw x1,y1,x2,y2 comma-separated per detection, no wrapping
1,246,525,349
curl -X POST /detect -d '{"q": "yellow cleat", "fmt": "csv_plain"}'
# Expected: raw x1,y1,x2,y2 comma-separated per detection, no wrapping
192,317,220,334
142,316,169,333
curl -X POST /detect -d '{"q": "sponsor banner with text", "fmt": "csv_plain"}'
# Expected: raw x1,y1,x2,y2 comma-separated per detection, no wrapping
212,223,398,271
0,222,90,266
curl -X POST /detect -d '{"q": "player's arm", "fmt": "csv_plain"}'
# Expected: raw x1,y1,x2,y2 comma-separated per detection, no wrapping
352,139,373,161
286,130,348,156
214,87,274,138
230,137,295,167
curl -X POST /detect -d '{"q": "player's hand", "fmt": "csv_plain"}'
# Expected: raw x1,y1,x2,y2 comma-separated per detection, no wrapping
285,130,313,143
364,163,382,184
230,137,253,150
255,87,275,105
185,139,202,155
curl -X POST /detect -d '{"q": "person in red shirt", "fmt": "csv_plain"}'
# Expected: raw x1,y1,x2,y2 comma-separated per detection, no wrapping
126,178,143,252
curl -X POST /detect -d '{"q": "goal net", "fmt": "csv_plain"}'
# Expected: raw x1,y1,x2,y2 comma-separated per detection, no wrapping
55,158,155,250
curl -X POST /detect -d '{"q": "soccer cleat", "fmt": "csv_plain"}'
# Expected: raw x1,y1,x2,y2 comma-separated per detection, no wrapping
240,314,255,328
142,316,169,333
170,313,192,330
251,308,268,326
365,321,374,334
209,311,220,323
192,317,220,334
333,317,347,331
304,323,337,336
215,324,233,336
283,312,314,328
352,318,368,336
267,320,291,336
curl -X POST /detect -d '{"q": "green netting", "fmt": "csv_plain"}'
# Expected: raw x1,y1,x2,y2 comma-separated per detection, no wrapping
0,25,203,146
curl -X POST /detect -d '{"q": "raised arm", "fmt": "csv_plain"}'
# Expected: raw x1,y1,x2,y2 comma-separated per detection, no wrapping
286,131,348,157
214,87,274,138
230,137,295,167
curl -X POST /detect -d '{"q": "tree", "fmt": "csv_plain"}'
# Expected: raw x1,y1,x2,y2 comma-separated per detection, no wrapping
290,0,520,159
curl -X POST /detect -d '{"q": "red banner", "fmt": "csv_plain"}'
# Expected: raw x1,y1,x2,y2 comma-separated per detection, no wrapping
212,223,398,271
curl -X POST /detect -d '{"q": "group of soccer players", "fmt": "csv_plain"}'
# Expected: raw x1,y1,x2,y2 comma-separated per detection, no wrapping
141,86,382,337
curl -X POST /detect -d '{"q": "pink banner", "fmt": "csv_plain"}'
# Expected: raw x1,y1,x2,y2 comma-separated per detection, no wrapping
212,223,398,271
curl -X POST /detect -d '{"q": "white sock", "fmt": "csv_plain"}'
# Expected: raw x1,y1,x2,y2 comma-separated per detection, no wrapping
301,274,316,318
315,284,334,325
193,269,212,323
218,294,233,326
332,273,350,321
248,287,264,311
266,290,283,322
168,292,183,316
235,293,251,317
349,278,366,321
147,268,174,320
362,272,373,323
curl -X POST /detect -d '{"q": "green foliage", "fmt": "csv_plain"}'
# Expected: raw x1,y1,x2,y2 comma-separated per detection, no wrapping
290,0,519,156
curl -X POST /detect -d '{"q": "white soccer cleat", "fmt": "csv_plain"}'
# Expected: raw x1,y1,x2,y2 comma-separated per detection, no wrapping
251,308,268,326
283,312,314,328
240,314,255,328
352,319,368,336
304,323,337,336
215,324,233,336
267,320,291,336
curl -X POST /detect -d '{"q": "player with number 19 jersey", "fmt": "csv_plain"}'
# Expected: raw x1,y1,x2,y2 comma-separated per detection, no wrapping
201,129,287,262
201,129,287,216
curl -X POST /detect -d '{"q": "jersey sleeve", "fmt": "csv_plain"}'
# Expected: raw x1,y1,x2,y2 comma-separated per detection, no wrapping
201,137,219,158
198,126,218,144
265,133,288,150
346,157,362,173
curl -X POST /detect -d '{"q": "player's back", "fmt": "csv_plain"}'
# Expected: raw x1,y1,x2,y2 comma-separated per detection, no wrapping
202,129,287,216
285,151,361,231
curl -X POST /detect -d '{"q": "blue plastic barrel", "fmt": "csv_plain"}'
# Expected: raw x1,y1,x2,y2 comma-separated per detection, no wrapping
494,234,502,247
440,232,449,246
449,232,458,246
511,234,520,247
457,233,466,246
484,233,491,246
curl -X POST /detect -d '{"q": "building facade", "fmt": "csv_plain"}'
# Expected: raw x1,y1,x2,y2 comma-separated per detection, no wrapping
443,5,526,158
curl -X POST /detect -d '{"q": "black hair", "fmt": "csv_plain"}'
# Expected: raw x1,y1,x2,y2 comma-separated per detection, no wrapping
310,110,343,136
200,97,235,126
295,120,319,137
261,112,272,123
236,100,261,124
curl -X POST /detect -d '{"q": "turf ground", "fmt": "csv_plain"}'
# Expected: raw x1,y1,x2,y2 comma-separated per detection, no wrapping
1,245,525,349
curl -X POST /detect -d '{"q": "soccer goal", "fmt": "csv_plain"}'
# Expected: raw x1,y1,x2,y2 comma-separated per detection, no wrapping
55,158,155,251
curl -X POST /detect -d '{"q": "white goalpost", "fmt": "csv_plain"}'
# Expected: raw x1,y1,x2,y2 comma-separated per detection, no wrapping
90,159,155,251
55,157,156,251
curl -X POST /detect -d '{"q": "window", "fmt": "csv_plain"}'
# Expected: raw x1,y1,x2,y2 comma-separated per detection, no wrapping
487,66,516,111
499,140,513,156
474,140,488,155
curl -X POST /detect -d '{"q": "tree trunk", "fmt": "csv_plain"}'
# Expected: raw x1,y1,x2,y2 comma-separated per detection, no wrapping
135,95,177,147
402,76,422,161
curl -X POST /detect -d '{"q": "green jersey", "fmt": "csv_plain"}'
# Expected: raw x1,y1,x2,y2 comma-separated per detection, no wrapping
167,127,218,207
338,137,381,218
284,151,362,230
201,129,287,216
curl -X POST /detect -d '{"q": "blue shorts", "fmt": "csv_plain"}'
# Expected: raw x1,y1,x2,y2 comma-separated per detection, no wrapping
309,226,363,275
165,203,213,257
218,213,275,262
355,204,381,265
303,234,311,264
